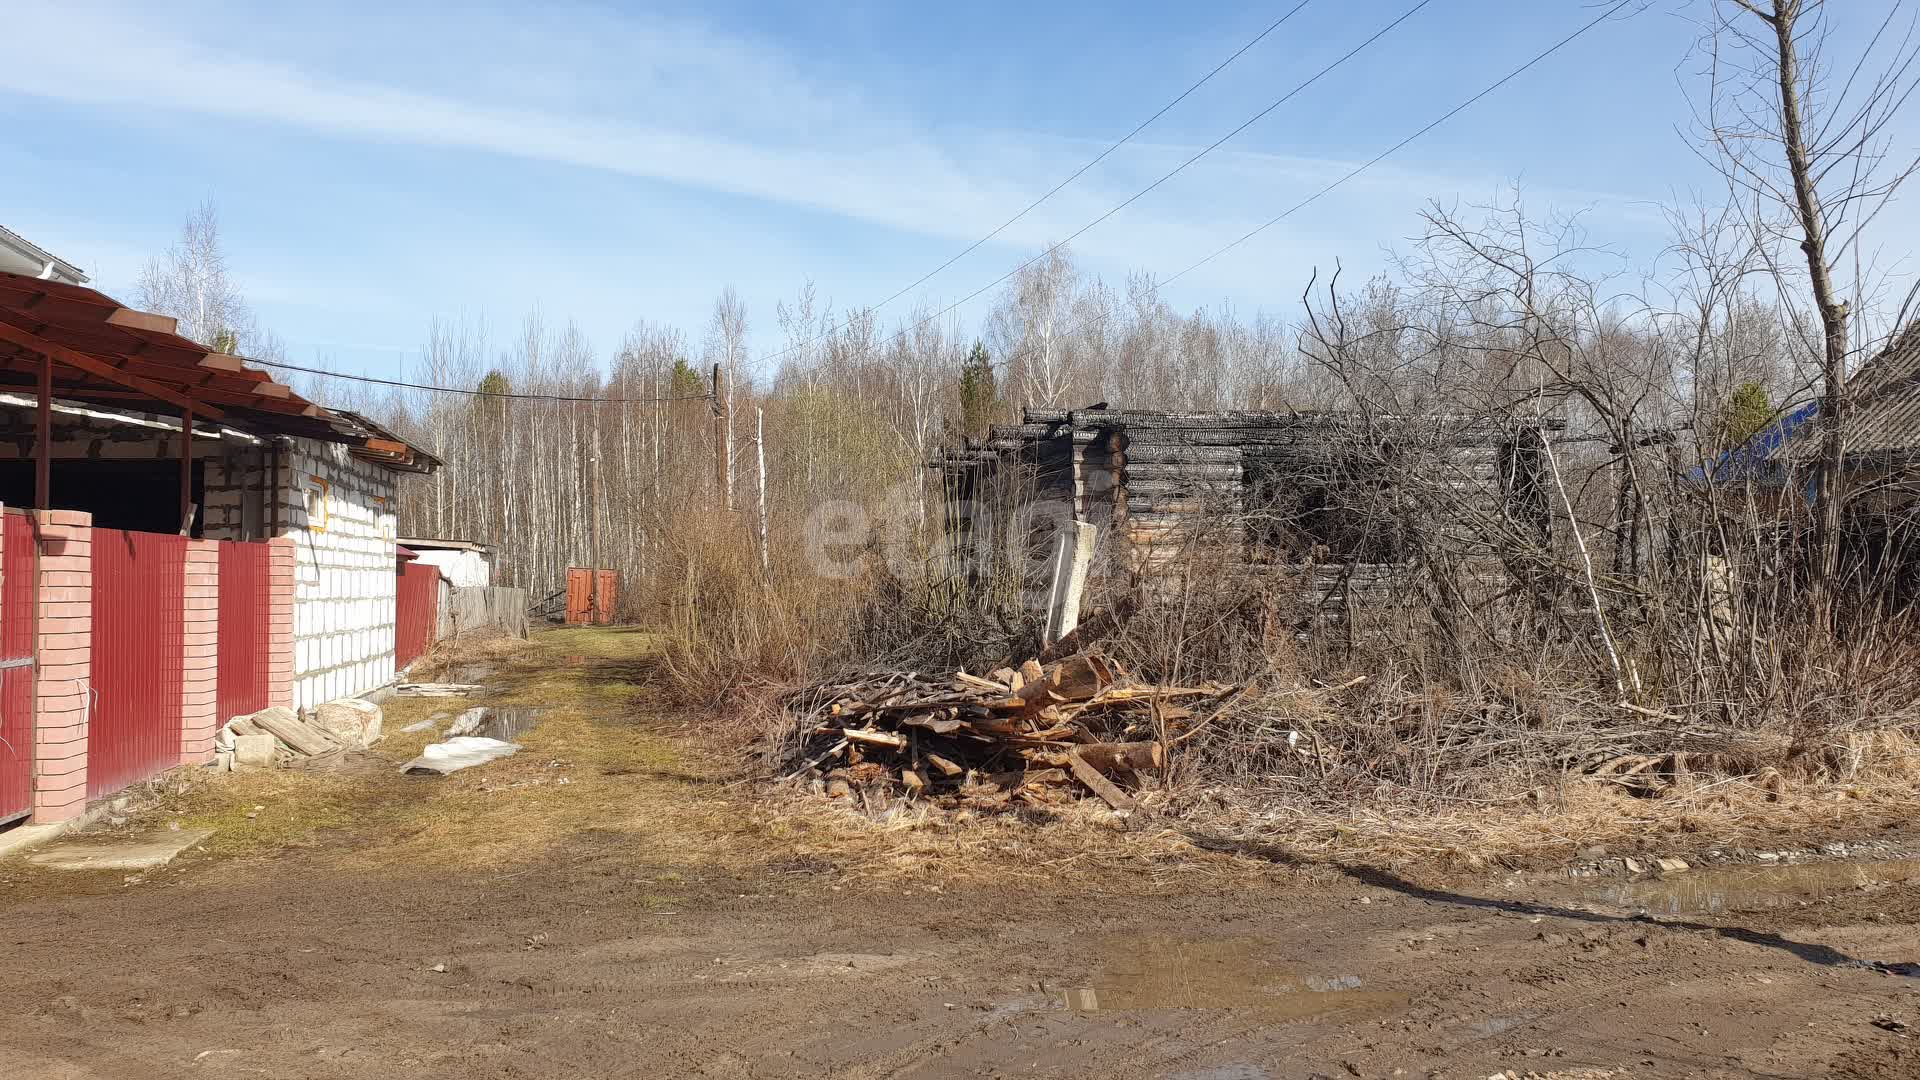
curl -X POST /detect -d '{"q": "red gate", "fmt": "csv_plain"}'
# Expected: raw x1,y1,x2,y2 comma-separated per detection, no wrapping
89,528,186,800
0,512,37,825
396,560,439,669
565,567,592,626
216,541,273,722
594,569,618,625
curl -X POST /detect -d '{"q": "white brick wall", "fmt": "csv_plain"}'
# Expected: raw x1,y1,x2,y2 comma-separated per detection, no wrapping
278,439,399,708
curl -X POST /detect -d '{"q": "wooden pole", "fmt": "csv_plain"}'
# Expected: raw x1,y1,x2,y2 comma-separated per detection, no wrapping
34,352,50,509
180,404,195,535
590,445,602,582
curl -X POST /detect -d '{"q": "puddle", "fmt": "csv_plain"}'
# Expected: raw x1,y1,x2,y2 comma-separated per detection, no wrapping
1052,937,1405,1017
1598,858,1920,916
445,706,546,741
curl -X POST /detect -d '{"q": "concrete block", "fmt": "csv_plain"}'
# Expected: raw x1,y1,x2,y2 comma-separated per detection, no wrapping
232,733,278,769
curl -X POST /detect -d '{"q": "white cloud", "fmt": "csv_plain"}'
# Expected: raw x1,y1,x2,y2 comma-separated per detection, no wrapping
3,3,1664,281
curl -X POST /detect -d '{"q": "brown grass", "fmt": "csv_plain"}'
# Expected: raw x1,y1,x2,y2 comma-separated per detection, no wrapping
15,626,1913,904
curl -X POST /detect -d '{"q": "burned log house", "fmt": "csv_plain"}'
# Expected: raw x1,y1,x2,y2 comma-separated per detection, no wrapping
937,407,1555,620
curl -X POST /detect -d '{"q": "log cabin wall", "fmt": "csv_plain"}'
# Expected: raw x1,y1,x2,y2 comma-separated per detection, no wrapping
935,407,1549,620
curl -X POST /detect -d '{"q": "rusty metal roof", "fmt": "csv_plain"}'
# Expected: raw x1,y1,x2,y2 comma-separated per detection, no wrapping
0,269,433,471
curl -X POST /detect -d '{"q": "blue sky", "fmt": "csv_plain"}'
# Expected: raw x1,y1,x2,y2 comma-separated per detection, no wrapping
0,1,1909,383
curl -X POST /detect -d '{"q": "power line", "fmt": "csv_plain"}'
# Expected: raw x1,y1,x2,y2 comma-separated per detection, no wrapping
986,0,1637,374
1159,0,1639,289
857,2,1318,321
250,356,713,404
760,0,1437,374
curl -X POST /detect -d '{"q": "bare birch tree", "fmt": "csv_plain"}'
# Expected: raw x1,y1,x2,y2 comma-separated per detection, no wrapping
1697,0,1920,624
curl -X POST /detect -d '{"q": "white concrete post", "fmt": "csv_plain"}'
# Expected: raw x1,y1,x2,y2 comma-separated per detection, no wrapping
1044,521,1097,646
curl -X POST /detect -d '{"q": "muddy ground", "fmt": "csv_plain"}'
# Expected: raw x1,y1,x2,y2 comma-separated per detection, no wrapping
1,628,1916,1079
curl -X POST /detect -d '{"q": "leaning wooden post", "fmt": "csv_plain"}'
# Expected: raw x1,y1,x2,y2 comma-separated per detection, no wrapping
1044,521,1098,646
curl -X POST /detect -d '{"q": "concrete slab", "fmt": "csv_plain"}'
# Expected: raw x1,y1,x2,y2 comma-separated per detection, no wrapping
27,829,215,871
0,801,114,861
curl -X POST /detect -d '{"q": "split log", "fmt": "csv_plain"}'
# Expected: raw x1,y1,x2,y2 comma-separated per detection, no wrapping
1075,741,1166,773
1046,654,1119,702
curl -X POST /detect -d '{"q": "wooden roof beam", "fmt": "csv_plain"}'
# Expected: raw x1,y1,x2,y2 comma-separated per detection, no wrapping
0,321,227,419
105,307,179,335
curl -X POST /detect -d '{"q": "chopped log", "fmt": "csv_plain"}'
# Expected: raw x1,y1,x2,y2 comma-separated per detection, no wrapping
1047,654,1119,702
1066,751,1138,811
1019,659,1045,686
926,753,963,777
901,768,927,795
1075,741,1166,773
825,778,852,799
988,666,1019,687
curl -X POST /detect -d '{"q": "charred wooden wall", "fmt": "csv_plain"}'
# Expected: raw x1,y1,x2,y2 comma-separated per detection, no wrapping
935,407,1546,615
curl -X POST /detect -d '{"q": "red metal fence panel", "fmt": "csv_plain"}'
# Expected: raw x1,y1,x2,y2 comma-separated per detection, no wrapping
565,567,591,626
0,512,36,824
89,528,186,800
215,541,273,722
396,560,440,669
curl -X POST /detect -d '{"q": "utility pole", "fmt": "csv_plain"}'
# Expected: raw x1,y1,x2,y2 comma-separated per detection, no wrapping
590,446,602,581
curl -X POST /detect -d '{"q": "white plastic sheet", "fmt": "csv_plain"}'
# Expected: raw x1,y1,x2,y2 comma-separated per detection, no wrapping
400,736,520,775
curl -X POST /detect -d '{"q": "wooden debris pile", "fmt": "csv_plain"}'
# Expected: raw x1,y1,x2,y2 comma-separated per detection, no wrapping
221,707,349,771
780,654,1229,812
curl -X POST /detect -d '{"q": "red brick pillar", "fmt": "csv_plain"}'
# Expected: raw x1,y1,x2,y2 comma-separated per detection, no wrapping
32,510,91,822
267,536,295,710
180,539,219,764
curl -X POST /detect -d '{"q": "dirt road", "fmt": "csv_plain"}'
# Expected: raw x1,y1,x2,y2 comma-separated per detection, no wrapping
1,630,1915,1079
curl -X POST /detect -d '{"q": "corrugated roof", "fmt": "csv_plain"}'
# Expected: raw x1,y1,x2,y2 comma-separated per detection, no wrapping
1767,322,1920,465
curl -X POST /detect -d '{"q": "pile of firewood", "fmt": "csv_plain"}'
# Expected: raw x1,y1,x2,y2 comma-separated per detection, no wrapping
778,654,1236,812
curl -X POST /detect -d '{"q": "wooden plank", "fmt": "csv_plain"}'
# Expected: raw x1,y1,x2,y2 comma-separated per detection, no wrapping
841,728,908,749
105,307,179,335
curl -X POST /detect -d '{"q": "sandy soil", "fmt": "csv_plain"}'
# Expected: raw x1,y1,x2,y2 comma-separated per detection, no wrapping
1,631,1915,1080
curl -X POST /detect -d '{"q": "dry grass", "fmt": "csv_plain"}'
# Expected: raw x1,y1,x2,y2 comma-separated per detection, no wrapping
20,625,1914,901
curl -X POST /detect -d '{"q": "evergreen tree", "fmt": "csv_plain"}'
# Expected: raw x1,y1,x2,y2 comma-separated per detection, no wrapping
956,341,997,439
1718,381,1773,449
668,358,707,398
